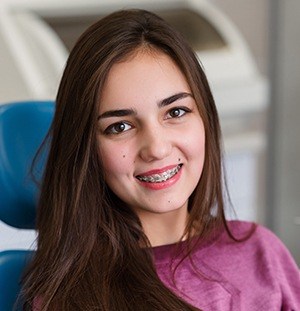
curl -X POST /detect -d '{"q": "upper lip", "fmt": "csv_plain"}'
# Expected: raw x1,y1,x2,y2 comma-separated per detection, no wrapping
136,164,182,177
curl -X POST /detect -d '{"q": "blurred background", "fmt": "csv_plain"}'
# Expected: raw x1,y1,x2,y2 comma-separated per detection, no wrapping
0,0,299,264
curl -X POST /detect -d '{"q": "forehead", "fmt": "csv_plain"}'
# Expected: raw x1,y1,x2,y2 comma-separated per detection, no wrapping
99,50,191,112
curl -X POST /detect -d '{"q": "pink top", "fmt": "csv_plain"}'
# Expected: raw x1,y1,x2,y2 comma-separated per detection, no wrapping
33,221,300,310
153,221,300,310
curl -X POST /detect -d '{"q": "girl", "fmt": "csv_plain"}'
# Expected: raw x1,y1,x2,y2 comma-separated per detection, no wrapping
22,9,299,310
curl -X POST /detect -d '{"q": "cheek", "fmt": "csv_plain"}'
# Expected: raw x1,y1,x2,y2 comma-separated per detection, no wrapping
184,122,205,160
197,134,205,159
98,142,131,176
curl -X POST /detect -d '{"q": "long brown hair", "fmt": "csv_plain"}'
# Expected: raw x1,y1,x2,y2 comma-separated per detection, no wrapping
22,9,241,310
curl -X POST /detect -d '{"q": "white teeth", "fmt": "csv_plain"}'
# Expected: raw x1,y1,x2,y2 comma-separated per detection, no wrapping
137,165,182,183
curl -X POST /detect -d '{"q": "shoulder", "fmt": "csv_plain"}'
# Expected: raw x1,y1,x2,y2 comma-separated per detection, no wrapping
226,221,300,308
226,220,291,252
225,220,291,255
224,220,299,279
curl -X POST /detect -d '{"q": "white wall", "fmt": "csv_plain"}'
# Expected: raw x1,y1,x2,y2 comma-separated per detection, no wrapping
267,0,300,264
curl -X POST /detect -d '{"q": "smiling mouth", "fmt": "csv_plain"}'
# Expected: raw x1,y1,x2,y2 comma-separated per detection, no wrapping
136,164,183,183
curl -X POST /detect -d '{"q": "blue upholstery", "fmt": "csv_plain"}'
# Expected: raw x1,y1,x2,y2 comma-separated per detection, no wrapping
0,250,34,310
0,101,54,229
0,101,54,310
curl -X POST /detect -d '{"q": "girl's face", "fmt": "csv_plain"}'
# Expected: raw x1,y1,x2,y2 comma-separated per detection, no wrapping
97,50,205,226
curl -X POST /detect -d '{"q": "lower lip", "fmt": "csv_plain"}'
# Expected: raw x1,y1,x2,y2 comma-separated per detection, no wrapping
136,166,183,190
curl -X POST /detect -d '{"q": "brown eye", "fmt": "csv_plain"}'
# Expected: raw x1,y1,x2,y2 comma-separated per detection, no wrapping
170,109,181,117
167,107,191,119
115,123,126,132
104,122,132,135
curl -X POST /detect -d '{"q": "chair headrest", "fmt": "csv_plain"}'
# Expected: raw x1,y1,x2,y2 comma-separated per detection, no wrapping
0,101,54,229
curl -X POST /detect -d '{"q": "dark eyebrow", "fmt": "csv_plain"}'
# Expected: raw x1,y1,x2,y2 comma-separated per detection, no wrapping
97,108,137,120
158,92,193,108
98,92,193,120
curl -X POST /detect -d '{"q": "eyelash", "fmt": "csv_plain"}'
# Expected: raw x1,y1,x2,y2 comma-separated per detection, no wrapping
103,106,192,135
104,122,132,135
166,107,191,119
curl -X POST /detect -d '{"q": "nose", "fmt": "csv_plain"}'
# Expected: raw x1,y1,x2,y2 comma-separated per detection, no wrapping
139,125,172,162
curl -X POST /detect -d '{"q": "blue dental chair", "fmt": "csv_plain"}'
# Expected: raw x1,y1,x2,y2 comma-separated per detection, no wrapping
0,101,54,310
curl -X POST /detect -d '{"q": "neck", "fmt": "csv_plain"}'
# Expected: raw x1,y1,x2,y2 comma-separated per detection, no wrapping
139,204,189,247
